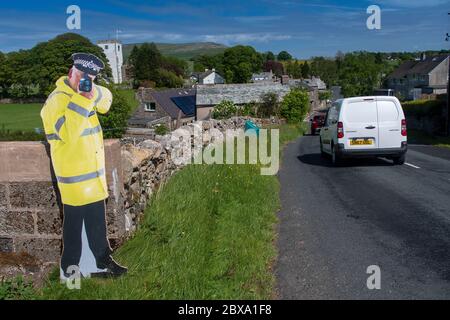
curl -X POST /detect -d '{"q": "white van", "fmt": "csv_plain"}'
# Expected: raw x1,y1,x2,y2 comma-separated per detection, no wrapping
319,96,407,165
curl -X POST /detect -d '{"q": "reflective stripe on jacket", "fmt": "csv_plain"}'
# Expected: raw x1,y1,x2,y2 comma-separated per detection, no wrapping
40,76,112,206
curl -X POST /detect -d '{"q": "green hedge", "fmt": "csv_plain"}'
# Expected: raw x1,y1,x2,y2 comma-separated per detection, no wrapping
402,99,445,118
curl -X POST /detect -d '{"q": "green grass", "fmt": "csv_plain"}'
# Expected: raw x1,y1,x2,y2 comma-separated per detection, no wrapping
408,130,450,149
0,103,43,131
0,89,139,141
123,42,228,61
117,89,140,113
37,124,304,300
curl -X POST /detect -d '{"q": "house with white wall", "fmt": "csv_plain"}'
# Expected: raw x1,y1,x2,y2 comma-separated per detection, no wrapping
97,40,123,84
191,69,225,85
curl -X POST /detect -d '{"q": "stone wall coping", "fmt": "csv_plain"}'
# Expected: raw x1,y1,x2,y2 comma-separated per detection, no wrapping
0,139,120,183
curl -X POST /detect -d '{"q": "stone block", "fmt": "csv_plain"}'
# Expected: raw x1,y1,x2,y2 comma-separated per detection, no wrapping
9,182,59,209
36,210,62,235
13,238,61,263
0,208,34,234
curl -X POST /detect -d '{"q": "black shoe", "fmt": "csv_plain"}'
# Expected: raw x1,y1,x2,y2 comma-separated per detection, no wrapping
92,256,128,278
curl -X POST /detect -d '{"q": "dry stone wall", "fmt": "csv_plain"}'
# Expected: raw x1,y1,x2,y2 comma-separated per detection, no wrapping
0,117,281,280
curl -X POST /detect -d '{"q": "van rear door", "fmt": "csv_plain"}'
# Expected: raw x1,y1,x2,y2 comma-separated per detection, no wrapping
341,98,379,150
376,98,404,149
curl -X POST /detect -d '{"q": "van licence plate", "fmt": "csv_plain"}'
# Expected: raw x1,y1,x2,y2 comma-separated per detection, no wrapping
350,139,373,146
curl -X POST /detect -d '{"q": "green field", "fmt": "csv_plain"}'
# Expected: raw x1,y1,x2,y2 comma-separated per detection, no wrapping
0,103,43,131
0,89,139,135
123,42,228,61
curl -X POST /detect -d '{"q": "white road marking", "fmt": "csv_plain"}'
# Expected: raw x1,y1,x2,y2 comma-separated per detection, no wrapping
405,162,421,169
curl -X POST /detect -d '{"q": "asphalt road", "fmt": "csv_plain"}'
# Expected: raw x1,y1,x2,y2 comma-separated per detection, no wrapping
275,135,450,299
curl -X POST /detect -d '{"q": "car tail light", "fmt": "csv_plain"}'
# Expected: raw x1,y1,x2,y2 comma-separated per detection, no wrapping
337,122,344,139
401,119,407,136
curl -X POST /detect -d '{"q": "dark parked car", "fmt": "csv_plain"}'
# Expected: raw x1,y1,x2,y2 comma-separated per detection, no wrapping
310,114,326,135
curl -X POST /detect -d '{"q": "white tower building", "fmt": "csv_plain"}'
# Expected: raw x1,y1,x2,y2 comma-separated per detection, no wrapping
97,40,123,84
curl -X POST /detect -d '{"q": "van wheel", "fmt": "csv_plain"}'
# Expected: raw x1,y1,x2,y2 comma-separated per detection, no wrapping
393,154,406,165
331,144,341,166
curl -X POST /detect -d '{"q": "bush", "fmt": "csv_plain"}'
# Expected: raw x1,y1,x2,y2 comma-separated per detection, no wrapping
258,92,279,118
402,99,444,118
319,90,332,101
155,124,169,135
98,86,133,138
280,88,310,123
212,100,237,119
238,102,257,117
155,68,184,88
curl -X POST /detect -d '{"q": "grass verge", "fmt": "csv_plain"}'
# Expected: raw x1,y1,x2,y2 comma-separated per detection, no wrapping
29,123,304,300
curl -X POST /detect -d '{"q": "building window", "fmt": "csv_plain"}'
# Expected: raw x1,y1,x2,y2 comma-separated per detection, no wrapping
118,45,121,51
104,45,109,50
145,102,156,112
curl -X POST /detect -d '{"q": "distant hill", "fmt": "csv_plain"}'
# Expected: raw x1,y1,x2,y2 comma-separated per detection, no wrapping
122,42,227,61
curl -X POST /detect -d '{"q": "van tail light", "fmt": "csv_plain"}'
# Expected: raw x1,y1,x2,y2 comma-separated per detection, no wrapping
401,119,407,136
337,122,344,139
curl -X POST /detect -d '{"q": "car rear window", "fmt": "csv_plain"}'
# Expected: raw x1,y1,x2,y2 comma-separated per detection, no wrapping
377,101,400,122
344,101,378,123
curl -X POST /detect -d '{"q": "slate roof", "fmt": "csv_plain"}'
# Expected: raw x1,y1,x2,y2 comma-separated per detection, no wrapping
140,88,196,118
388,55,449,79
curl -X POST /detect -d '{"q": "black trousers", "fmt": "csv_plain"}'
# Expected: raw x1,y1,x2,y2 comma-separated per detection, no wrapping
60,200,112,273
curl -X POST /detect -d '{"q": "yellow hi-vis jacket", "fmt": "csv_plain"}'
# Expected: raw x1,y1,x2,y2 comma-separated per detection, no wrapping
40,76,112,206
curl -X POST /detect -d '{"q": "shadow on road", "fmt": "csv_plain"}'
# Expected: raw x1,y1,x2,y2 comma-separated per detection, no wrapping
297,153,395,168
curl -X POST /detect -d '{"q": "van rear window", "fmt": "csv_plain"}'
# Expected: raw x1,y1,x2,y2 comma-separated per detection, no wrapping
344,102,377,123
377,101,399,122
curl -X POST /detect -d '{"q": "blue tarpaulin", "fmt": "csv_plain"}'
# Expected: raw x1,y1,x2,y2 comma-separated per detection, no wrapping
244,120,260,136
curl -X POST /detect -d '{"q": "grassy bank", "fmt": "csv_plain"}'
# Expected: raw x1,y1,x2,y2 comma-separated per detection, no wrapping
36,124,304,300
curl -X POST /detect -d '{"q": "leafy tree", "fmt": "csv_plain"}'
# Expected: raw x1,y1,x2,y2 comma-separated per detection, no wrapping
192,53,224,73
155,68,184,88
258,92,280,117
265,51,276,62
285,60,302,78
301,62,310,78
162,55,188,77
130,42,162,85
222,46,263,83
263,60,284,77
212,100,237,119
277,51,293,61
0,33,110,99
97,85,132,138
280,88,310,123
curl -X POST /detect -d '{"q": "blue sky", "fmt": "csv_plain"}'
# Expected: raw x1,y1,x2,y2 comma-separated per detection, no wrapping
1,0,449,58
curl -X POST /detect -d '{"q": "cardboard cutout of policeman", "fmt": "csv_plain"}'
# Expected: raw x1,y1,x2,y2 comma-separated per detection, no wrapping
40,53,127,281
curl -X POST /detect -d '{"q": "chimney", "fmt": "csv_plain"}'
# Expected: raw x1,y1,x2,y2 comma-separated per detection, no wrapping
212,68,216,72
421,53,427,61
